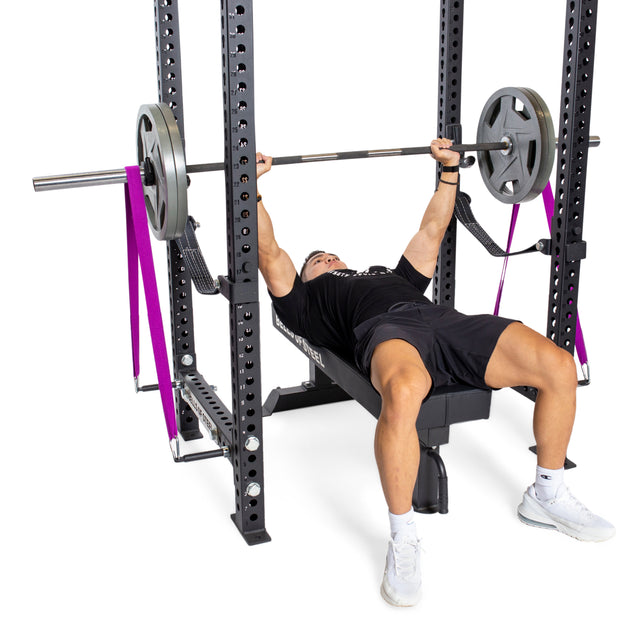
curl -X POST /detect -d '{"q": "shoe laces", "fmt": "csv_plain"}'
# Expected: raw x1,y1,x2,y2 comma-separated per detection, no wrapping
552,486,594,518
390,537,421,579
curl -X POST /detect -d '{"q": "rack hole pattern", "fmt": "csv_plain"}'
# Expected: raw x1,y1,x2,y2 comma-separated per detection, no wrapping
186,375,234,430
548,0,597,351
154,0,184,131
170,249,196,361
433,0,463,308
222,0,267,541
154,0,197,438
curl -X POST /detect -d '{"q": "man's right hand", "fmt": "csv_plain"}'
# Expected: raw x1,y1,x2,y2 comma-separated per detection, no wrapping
256,152,272,179
430,138,460,167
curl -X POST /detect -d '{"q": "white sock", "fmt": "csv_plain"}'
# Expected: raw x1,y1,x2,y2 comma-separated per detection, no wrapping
534,465,565,501
389,508,417,540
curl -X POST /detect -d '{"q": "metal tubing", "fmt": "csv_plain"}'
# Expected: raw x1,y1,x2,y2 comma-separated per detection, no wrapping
174,449,227,463
33,168,130,191
32,137,601,193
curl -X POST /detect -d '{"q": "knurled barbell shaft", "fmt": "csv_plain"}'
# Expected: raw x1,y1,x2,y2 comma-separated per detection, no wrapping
186,141,512,174
32,137,600,192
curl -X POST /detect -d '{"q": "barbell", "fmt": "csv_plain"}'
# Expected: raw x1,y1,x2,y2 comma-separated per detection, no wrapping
33,86,600,240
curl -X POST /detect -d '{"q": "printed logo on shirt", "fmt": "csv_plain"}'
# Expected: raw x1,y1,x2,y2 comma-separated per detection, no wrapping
329,265,392,278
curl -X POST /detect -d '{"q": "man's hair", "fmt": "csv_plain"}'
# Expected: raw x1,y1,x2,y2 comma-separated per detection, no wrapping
300,250,325,282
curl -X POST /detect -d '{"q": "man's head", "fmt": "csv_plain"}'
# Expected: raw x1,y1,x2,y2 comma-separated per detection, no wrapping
300,250,347,282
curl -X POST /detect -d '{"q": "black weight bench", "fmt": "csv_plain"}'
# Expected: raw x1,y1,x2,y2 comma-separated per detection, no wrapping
263,308,493,514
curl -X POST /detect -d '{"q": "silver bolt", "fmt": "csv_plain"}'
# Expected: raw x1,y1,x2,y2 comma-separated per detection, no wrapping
500,135,513,156
181,354,194,366
246,482,261,497
245,436,260,452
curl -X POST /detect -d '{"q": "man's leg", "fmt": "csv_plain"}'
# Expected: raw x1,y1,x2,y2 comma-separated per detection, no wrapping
484,322,614,541
370,339,432,515
484,322,577,470
369,339,432,606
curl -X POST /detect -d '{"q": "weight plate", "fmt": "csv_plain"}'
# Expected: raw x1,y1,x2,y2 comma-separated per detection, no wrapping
476,87,555,204
136,103,188,240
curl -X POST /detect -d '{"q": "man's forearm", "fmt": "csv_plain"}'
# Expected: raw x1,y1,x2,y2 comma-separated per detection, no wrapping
257,196,281,260
418,165,459,234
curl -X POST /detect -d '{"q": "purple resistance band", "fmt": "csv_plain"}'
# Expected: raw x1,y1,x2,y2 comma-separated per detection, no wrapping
124,166,178,441
493,183,588,375
126,191,140,380
542,182,588,370
493,202,520,315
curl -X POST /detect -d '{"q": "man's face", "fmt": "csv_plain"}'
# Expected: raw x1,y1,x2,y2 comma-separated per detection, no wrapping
302,252,348,282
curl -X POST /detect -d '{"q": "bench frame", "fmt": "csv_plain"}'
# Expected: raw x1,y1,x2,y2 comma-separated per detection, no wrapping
263,310,492,514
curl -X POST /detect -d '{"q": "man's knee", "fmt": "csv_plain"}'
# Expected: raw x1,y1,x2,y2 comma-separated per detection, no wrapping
538,343,578,392
370,339,432,422
377,368,431,423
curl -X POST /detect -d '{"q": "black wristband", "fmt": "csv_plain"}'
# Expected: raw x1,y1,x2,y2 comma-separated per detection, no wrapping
441,165,459,172
439,178,458,186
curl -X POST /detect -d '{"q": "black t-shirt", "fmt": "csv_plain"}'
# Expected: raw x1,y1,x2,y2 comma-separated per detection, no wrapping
269,255,432,360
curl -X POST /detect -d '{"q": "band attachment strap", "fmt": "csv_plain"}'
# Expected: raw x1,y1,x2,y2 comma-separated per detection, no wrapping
176,217,221,295
453,192,538,258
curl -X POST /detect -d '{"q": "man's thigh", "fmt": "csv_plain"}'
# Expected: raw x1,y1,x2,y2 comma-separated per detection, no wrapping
370,339,433,402
484,322,572,389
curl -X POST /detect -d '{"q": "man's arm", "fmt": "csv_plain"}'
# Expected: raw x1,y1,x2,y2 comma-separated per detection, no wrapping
256,153,298,297
403,138,460,278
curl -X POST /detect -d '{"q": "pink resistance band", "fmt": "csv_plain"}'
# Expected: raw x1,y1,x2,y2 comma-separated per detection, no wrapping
542,182,588,375
493,202,520,316
494,183,589,379
124,166,178,440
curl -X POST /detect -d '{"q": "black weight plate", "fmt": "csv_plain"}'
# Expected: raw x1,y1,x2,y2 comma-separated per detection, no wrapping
476,87,555,204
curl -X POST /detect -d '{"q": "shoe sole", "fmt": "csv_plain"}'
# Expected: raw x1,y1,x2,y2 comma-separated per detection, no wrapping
380,585,420,608
380,583,421,607
517,499,615,543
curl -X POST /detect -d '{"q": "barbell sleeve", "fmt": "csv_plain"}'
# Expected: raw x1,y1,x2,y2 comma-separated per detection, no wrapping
33,168,131,192
32,137,600,193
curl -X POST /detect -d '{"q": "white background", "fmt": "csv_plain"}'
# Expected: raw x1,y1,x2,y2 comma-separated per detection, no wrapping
3,1,638,637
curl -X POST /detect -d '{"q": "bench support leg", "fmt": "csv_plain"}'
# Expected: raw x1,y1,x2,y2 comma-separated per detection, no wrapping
413,445,449,515
263,363,352,416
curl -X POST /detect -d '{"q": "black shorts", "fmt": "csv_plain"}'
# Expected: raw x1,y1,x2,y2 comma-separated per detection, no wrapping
353,302,517,393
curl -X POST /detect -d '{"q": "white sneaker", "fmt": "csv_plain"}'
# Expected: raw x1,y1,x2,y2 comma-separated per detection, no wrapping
518,484,615,542
380,533,422,607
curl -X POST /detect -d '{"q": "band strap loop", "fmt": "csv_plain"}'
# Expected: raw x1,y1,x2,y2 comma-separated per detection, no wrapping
176,217,220,295
454,192,538,258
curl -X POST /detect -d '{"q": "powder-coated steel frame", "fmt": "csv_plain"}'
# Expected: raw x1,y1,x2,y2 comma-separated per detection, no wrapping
154,0,269,545
151,0,597,545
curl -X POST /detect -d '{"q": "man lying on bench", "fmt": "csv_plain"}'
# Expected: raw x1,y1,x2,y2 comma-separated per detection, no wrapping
255,142,614,608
